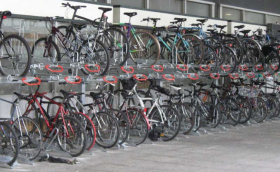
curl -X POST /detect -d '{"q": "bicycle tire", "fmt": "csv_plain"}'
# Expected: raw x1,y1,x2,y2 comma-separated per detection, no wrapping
11,116,42,160
0,34,32,76
222,39,244,65
236,96,252,124
79,39,110,76
174,102,194,135
177,34,204,65
0,121,19,166
99,28,130,66
31,37,61,62
149,105,181,141
91,112,120,148
126,108,149,145
56,116,87,157
129,30,160,65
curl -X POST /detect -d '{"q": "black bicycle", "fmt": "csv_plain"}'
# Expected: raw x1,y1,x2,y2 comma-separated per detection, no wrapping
0,11,32,76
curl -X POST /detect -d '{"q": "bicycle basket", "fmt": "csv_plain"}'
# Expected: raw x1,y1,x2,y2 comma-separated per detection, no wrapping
238,86,260,98
120,78,136,90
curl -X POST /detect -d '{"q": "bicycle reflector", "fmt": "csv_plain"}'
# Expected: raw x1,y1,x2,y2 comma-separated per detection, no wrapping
45,65,63,73
199,65,210,71
246,72,255,78
85,64,100,73
65,76,82,84
239,65,248,71
151,65,164,72
255,64,263,70
22,77,41,86
221,65,230,72
176,64,188,71
188,73,199,80
121,66,134,73
229,73,239,80
2,16,7,19
162,74,175,81
133,74,147,81
103,76,118,84
210,73,220,79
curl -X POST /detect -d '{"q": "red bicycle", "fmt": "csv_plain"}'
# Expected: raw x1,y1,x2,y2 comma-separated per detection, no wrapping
15,85,91,157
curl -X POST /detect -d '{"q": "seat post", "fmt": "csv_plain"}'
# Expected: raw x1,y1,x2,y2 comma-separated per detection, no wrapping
129,16,132,24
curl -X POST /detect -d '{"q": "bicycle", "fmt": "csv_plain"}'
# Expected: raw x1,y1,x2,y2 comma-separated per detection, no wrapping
32,3,109,75
15,84,88,157
0,11,32,76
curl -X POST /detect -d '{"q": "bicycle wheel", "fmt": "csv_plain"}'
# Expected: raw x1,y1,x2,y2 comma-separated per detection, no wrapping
105,109,129,145
0,122,19,166
260,94,279,119
241,38,264,66
174,103,194,135
265,48,280,73
149,105,180,141
31,37,61,62
126,108,149,145
91,112,120,148
99,28,130,66
236,97,252,124
79,39,109,76
129,31,160,65
177,35,204,65
222,97,241,126
222,39,244,64
11,116,42,160
216,45,237,73
56,116,87,157
249,97,267,123
0,34,31,76
202,103,222,128
68,112,96,151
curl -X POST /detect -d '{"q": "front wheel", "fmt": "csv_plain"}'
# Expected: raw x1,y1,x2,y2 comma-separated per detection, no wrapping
149,105,181,141
56,116,87,157
79,39,110,76
0,34,32,76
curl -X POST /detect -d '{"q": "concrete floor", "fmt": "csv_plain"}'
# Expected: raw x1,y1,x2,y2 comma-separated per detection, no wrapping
4,120,280,172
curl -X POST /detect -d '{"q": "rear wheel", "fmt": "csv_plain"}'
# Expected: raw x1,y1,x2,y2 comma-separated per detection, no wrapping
0,34,32,76
129,31,160,65
0,122,19,166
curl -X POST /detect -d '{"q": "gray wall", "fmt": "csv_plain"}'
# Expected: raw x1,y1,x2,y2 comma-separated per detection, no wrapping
204,0,280,14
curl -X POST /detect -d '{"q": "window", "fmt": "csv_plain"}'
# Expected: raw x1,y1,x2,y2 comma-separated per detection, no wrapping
222,7,242,21
149,0,183,13
267,15,280,24
245,11,265,25
97,0,106,3
187,1,211,17
111,0,145,8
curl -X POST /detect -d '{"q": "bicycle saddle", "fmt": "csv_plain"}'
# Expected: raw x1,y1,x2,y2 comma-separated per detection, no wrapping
197,19,208,24
90,92,104,100
240,30,251,34
73,24,87,30
124,12,137,17
216,25,227,29
169,85,182,91
98,7,112,13
234,25,245,29
60,90,75,99
174,18,187,22
0,11,12,17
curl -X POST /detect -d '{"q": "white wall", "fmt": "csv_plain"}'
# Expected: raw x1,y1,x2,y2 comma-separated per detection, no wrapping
0,0,113,22
117,7,227,32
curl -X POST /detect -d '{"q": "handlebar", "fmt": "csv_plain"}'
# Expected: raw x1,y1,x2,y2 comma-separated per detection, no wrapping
62,3,86,10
